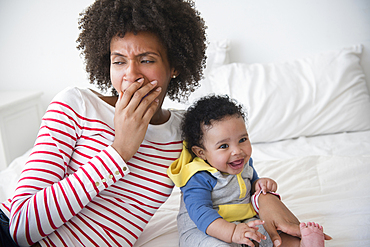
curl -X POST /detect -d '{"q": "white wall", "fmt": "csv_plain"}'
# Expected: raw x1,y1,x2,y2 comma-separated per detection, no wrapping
1,0,369,112
0,0,95,110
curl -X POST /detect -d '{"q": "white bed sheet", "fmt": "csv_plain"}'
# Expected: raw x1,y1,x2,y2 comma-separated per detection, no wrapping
1,131,369,246
134,130,370,247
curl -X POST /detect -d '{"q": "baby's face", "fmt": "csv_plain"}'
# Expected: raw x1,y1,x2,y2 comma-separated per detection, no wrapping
196,115,252,175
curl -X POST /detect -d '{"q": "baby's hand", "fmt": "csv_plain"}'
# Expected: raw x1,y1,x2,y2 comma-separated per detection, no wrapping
254,178,277,195
231,220,266,246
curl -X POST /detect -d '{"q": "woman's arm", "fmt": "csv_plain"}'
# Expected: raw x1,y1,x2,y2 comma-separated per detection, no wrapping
9,90,129,246
257,193,301,246
10,81,160,246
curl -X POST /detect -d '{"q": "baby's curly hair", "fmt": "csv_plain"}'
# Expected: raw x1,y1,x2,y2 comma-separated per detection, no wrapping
76,0,207,100
181,94,247,156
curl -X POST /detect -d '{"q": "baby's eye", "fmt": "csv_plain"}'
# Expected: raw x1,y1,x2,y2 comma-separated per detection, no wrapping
239,137,247,143
219,144,229,149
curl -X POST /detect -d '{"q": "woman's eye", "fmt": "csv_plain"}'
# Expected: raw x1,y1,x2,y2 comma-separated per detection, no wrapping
219,144,228,149
141,60,154,64
112,61,125,65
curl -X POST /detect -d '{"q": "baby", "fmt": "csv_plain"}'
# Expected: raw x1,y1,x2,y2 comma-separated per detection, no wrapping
168,95,325,247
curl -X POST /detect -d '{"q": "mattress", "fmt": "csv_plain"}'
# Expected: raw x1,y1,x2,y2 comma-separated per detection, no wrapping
134,130,370,247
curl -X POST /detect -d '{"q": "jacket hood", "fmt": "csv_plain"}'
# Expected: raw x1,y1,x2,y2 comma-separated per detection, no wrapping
167,141,218,187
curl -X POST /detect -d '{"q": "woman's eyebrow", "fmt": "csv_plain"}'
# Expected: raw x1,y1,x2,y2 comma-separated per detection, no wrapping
110,51,160,57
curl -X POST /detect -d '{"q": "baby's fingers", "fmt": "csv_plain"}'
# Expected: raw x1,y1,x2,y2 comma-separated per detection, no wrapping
244,230,267,243
247,219,265,228
268,179,278,192
262,184,269,194
241,238,256,247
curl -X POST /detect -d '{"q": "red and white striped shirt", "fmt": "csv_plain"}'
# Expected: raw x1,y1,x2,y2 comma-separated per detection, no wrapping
0,87,183,247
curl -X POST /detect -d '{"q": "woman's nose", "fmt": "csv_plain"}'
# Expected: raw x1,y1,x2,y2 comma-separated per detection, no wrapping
124,60,142,82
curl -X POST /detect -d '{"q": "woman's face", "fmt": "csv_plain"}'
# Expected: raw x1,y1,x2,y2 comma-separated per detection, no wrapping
110,31,176,112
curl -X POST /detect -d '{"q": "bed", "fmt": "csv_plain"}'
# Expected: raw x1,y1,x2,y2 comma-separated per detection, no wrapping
140,43,370,246
1,41,369,247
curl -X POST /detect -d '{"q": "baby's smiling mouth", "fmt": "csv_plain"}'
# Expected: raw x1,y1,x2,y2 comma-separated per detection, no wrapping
228,158,244,168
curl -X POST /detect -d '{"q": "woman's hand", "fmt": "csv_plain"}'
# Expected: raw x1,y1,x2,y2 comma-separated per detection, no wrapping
258,194,332,246
258,193,301,247
111,79,162,162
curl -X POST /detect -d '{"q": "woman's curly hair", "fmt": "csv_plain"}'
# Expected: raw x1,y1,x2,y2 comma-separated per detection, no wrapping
76,0,207,100
181,94,247,156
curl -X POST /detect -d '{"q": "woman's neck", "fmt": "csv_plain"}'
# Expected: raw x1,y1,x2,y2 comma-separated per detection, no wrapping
150,108,170,125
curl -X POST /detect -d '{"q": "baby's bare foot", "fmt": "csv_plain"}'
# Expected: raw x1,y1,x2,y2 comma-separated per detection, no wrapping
300,222,325,247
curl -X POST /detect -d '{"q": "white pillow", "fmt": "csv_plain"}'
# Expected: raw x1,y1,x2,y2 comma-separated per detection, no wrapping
208,45,370,143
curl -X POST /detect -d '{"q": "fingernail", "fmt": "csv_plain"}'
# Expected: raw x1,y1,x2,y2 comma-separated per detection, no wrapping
274,240,280,246
151,80,158,85
138,78,144,83
156,87,162,92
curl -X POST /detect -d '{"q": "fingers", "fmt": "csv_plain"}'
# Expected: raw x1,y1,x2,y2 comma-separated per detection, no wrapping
265,179,278,193
254,180,263,195
115,78,144,108
255,178,278,195
111,79,162,162
242,238,256,247
244,228,266,242
277,221,301,238
259,182,267,194
246,219,264,228
271,180,278,192
233,222,266,246
116,79,161,112
324,233,332,240
262,220,282,247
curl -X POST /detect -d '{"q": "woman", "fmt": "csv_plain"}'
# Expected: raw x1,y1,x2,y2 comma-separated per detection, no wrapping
0,0,302,246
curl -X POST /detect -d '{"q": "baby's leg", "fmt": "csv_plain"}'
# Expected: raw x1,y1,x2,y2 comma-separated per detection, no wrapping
179,226,240,247
299,222,325,247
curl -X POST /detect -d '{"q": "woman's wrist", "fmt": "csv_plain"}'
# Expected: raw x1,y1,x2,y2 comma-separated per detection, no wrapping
111,142,132,163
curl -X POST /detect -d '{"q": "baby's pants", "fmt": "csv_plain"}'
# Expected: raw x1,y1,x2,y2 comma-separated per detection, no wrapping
179,217,274,247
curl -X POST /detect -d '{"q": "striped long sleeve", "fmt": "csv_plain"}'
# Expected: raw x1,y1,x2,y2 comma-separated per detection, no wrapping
1,87,183,247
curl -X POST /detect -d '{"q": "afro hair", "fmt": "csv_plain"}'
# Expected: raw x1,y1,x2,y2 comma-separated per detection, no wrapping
76,0,207,101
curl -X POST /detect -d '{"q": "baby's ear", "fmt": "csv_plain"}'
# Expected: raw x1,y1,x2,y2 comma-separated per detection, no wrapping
191,146,206,160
